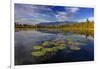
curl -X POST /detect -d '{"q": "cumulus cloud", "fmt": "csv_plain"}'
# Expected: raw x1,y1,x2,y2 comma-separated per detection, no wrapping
66,7,80,13
15,4,93,24
55,7,80,21
78,17,94,22
88,17,94,21
15,4,55,24
55,12,68,21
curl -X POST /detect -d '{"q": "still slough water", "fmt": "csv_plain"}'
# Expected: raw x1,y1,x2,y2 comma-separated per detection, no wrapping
15,30,94,65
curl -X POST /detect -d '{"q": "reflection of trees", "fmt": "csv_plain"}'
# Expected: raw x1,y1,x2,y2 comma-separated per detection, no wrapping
15,19,94,37
15,23,36,28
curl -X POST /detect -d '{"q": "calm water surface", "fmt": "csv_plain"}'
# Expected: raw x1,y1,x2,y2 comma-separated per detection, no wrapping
15,30,94,65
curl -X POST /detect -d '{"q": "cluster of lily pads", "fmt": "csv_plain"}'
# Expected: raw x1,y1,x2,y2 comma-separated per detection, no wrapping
32,38,87,57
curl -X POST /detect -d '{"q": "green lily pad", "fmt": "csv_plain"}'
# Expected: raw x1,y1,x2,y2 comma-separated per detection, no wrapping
67,38,74,41
56,40,65,44
70,46,80,51
32,50,46,57
44,47,58,52
57,45,66,50
75,42,87,45
33,45,43,50
42,41,49,46
67,41,75,45
52,47,58,52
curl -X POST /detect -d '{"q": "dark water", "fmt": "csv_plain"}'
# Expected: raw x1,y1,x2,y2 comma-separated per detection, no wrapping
15,30,94,65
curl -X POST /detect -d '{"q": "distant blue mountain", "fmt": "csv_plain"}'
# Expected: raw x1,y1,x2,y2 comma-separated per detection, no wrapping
36,21,78,26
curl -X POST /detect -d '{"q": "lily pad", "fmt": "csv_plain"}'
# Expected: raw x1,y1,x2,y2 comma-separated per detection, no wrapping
44,47,58,52
67,41,75,45
57,44,66,50
75,42,87,45
42,41,49,46
67,38,74,41
33,45,43,50
70,46,80,51
32,50,46,57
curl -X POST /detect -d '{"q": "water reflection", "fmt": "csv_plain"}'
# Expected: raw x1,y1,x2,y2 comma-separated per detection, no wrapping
15,30,94,65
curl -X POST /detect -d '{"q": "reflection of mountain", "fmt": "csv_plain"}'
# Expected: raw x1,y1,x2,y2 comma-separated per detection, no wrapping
36,21,78,26
15,19,94,37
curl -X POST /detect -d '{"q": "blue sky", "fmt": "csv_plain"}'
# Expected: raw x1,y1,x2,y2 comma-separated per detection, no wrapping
15,4,94,25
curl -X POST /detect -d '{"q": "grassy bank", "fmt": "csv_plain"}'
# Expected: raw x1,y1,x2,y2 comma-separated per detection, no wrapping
15,20,94,37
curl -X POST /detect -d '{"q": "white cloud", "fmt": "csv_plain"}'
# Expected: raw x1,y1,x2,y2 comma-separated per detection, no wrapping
88,17,94,21
78,19,86,22
70,8,80,13
78,17,94,22
65,7,80,13
55,12,68,21
55,8,80,21
15,4,55,24
15,4,83,24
